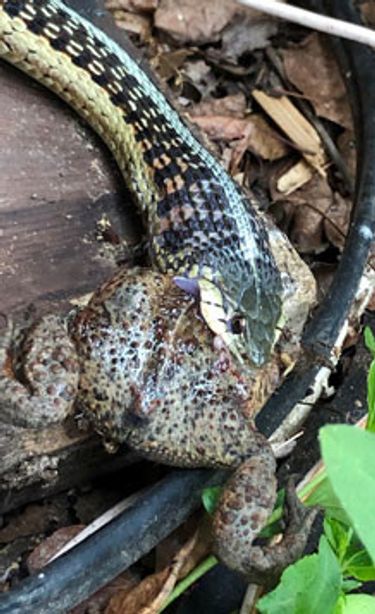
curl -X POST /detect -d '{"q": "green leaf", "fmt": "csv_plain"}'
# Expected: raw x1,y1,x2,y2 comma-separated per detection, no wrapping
324,517,353,563
346,564,375,582
334,594,375,614
323,519,375,581
341,579,361,593
257,536,342,614
345,548,375,582
364,326,375,357
320,425,375,564
304,474,350,526
201,486,222,514
367,361,375,433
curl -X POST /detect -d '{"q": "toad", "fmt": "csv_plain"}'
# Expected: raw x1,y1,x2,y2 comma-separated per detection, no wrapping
0,251,316,585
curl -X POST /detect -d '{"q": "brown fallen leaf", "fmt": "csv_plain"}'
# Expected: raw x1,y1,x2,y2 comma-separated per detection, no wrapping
220,12,278,62
366,288,375,312
110,9,152,38
106,530,201,614
0,502,70,545
313,263,336,304
235,113,289,162
182,59,215,97
70,571,139,614
281,33,352,129
27,525,85,573
191,114,251,141
106,0,158,13
273,174,334,254
324,191,351,251
156,514,212,578
189,92,247,119
361,2,375,28
106,568,170,614
154,0,277,48
154,0,236,45
191,112,288,174
337,130,357,182
152,48,195,82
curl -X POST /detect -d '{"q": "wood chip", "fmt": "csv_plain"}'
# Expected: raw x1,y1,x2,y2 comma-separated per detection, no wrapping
276,159,314,195
252,89,327,174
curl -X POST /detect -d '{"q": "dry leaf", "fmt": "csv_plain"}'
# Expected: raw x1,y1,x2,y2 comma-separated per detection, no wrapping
106,0,158,12
361,2,375,27
324,191,351,250
242,114,289,160
252,89,327,174
313,263,336,303
71,571,138,614
106,568,170,614
0,503,70,545
182,60,215,97
106,532,200,614
191,114,250,141
27,525,85,573
111,10,151,38
189,92,247,119
366,287,375,312
156,515,212,578
154,0,236,44
337,130,357,182
191,112,288,173
282,34,352,129
220,12,278,61
275,174,334,254
153,48,195,81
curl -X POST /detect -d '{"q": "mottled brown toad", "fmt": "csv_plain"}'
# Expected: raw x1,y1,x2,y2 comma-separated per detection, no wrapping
0,246,316,584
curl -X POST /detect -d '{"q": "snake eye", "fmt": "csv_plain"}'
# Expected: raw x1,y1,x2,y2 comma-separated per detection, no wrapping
229,314,246,335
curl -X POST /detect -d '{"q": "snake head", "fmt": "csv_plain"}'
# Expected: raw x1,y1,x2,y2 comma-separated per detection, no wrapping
197,276,282,367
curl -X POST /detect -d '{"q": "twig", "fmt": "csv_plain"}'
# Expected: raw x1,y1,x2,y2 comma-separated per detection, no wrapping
237,0,375,49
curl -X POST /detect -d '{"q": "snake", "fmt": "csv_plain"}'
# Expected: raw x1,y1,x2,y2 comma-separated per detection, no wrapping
0,0,283,366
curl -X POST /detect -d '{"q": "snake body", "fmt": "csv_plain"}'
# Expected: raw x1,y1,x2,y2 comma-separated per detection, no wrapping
0,0,282,365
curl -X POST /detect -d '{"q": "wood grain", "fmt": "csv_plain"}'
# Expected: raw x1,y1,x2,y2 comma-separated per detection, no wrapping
0,0,144,510
0,36,141,314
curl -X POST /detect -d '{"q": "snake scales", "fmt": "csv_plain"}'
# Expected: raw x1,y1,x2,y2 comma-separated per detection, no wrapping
0,0,283,365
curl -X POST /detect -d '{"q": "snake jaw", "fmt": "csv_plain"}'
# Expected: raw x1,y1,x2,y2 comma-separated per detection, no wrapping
194,276,280,368
193,277,246,366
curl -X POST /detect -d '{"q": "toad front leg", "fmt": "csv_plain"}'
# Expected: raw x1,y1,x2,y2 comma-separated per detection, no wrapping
0,315,79,428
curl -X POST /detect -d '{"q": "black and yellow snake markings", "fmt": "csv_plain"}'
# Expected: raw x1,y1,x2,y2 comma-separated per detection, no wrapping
0,0,283,365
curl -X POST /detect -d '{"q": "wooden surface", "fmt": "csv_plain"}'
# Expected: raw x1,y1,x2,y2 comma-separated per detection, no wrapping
0,0,144,511
0,2,142,315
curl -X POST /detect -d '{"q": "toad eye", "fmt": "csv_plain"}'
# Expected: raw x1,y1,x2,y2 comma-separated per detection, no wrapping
229,314,246,335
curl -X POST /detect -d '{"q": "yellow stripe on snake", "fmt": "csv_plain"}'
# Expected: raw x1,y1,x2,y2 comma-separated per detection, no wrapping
0,0,283,366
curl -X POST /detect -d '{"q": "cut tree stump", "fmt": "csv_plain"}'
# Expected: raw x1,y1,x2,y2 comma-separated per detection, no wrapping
0,0,142,513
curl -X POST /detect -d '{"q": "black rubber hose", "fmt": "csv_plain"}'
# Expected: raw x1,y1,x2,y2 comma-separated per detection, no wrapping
258,0,375,433
0,1,374,612
303,0,375,351
0,469,226,614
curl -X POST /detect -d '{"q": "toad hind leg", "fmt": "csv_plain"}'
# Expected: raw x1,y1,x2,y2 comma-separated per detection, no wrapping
213,449,318,587
0,315,79,428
